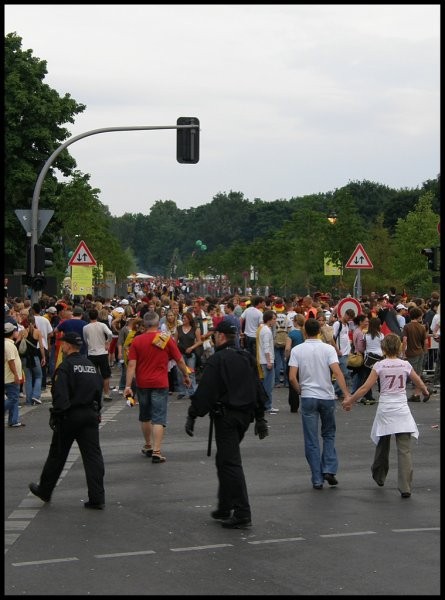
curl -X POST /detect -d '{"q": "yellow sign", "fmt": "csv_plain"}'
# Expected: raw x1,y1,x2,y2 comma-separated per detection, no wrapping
71,265,94,295
324,254,343,276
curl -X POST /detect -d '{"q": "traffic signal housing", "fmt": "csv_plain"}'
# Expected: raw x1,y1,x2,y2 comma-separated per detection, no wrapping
34,244,53,273
421,247,440,271
177,117,200,164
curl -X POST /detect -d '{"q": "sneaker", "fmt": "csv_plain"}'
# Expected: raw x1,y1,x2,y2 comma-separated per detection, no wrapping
313,483,323,490
118,390,124,395
103,396,112,402
269,407,280,414
177,394,185,399
400,492,411,499
28,482,50,502
221,515,251,529
9,422,26,427
111,386,118,392
323,473,338,486
141,445,153,457
19,392,25,398
32,398,42,405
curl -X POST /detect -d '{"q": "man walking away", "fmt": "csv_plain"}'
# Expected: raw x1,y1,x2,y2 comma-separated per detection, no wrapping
185,321,269,529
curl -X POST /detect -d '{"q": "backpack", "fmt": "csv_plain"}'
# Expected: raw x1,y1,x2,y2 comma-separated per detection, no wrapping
275,313,288,348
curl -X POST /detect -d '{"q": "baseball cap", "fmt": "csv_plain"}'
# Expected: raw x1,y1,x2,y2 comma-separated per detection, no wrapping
72,306,83,316
46,306,57,314
4,322,17,334
396,303,407,311
60,332,83,346
214,321,238,335
120,299,129,305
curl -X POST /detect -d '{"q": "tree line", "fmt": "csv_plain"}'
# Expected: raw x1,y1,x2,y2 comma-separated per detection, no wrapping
4,32,440,299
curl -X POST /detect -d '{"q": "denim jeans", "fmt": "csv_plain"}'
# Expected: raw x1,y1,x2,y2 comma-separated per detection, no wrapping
261,364,275,411
301,397,338,486
333,354,351,398
274,346,288,386
23,355,43,405
176,353,197,397
4,382,20,425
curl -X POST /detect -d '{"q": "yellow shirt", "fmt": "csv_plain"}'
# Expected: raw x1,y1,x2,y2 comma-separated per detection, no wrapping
4,338,22,384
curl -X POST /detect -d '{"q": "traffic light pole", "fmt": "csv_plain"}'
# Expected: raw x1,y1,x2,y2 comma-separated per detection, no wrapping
29,122,198,302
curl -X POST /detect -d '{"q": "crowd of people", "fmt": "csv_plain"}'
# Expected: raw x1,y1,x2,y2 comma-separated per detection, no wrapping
4,283,441,523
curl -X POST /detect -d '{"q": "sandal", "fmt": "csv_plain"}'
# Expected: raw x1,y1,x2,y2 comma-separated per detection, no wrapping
141,445,153,457
152,450,166,463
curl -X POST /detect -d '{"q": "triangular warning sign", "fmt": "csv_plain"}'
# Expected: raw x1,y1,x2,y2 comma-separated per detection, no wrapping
345,243,373,269
68,240,97,266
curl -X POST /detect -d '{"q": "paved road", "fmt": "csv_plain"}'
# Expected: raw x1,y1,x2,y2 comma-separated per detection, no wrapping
4,370,440,595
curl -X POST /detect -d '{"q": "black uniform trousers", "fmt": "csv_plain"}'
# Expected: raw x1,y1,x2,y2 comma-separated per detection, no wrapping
38,407,105,504
214,407,252,519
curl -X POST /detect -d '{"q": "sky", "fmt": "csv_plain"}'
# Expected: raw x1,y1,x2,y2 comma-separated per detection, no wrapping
5,4,440,218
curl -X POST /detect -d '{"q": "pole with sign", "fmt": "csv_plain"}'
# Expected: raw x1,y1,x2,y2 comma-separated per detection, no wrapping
68,241,96,297
345,244,373,298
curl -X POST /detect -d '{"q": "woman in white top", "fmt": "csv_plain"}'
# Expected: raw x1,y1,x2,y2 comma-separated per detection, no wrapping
342,334,430,498
364,317,385,358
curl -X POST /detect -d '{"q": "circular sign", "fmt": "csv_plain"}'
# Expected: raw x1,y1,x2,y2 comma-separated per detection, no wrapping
337,297,362,318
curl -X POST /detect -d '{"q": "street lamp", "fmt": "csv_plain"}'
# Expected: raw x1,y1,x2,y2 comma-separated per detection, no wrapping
327,210,338,225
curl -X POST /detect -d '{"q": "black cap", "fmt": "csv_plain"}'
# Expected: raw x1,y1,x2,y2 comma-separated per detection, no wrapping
61,332,83,346
214,321,237,335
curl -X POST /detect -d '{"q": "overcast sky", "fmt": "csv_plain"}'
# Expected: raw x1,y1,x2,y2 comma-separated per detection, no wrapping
5,4,440,218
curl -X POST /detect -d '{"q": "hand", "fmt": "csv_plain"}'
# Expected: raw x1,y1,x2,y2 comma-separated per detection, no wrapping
342,395,353,411
183,375,192,388
185,416,195,437
254,418,269,440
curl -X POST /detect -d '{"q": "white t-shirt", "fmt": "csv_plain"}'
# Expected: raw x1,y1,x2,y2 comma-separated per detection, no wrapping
257,323,274,364
332,320,352,355
241,306,263,337
364,332,384,356
370,358,419,444
34,315,53,350
288,338,338,399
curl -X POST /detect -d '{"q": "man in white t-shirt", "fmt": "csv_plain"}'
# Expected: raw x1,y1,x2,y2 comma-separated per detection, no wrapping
240,296,265,357
288,318,351,490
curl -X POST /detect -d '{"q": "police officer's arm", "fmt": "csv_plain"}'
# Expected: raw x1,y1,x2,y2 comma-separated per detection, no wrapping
188,362,221,418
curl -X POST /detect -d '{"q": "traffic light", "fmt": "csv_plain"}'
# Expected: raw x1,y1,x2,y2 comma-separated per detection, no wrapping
31,275,46,291
34,244,53,273
432,246,440,271
421,248,434,270
177,117,200,163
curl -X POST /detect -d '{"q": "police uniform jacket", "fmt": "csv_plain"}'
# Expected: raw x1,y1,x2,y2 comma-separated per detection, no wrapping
189,341,266,419
52,352,103,414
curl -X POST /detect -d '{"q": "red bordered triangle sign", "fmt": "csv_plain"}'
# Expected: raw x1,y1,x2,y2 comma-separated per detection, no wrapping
68,240,97,266
345,243,373,269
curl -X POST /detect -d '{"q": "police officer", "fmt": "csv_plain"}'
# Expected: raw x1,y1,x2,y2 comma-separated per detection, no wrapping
185,320,269,529
29,332,106,509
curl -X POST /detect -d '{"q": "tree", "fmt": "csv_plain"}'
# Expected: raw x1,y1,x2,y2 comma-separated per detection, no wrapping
4,32,86,273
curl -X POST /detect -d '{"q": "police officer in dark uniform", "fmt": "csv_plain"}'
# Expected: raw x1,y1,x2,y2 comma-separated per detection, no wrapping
185,320,269,529
29,332,106,509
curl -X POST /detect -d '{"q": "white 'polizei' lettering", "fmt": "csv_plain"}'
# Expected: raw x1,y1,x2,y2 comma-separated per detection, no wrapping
73,365,97,374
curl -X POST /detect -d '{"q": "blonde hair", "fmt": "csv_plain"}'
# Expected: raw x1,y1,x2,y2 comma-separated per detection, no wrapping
380,333,401,358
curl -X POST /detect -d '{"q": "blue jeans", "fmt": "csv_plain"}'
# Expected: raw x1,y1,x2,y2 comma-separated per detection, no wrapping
176,353,197,397
4,382,20,425
301,397,338,486
23,355,43,405
261,364,275,411
333,354,351,398
274,347,288,386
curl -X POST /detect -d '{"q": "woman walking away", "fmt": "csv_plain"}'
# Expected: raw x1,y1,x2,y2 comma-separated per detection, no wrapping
342,334,430,499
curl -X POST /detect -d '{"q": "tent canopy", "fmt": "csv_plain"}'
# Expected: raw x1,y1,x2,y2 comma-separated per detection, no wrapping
127,273,155,279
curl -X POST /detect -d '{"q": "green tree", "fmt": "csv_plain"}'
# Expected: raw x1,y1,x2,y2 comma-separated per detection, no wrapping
392,192,439,296
4,32,86,273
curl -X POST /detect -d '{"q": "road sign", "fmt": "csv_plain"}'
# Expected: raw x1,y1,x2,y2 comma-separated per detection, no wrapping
345,243,373,269
68,240,97,266
15,209,54,239
337,297,362,318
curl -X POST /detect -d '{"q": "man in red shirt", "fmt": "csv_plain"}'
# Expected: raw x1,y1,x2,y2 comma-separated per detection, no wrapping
124,311,191,463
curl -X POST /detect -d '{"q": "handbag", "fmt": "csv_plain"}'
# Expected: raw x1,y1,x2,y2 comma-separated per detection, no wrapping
364,352,383,368
18,337,28,356
347,351,364,369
